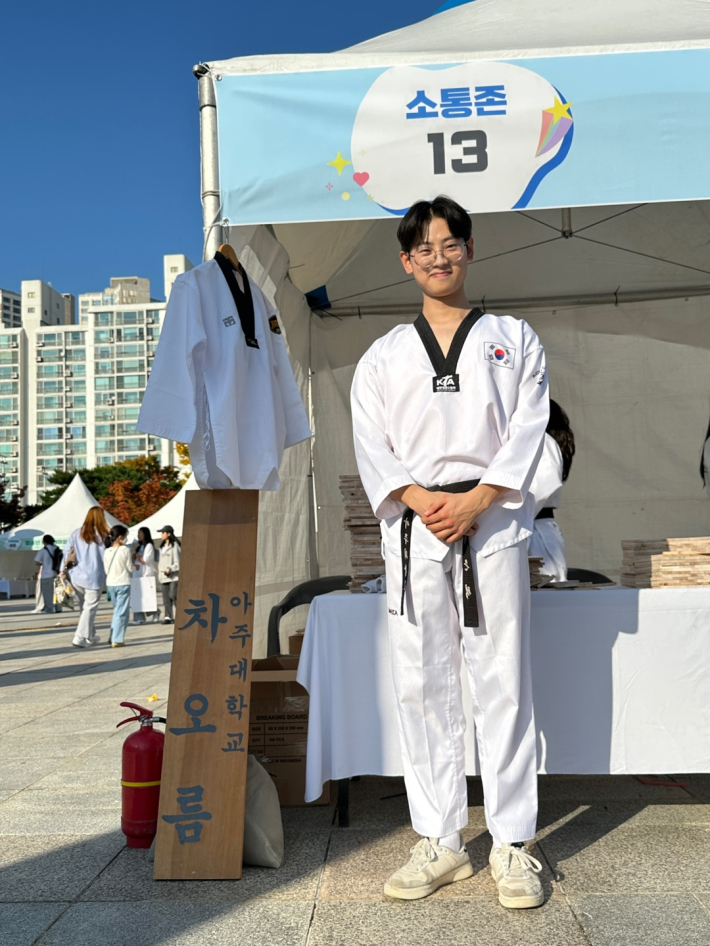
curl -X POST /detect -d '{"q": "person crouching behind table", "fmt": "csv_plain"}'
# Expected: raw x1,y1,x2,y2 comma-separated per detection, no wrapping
528,399,576,582
103,525,133,647
158,526,180,624
351,196,548,909
61,505,110,648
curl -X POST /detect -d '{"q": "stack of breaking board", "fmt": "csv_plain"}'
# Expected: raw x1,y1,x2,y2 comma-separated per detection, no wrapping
340,475,383,591
621,537,710,588
528,557,552,589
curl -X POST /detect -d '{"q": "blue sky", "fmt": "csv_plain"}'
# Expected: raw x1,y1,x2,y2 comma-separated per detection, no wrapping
0,0,437,303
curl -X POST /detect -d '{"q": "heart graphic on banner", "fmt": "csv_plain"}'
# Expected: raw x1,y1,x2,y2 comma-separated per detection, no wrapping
353,171,370,187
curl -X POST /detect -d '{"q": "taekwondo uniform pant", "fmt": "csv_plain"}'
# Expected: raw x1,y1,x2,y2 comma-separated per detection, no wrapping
384,537,537,845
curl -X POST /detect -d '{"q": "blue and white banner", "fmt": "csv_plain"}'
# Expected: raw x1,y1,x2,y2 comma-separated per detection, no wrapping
214,48,710,224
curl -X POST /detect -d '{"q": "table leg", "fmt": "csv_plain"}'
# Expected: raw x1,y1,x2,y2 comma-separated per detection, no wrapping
337,779,350,827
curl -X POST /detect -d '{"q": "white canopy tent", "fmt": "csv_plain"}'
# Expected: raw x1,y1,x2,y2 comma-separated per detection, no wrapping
193,0,710,653
127,474,199,542
0,474,124,580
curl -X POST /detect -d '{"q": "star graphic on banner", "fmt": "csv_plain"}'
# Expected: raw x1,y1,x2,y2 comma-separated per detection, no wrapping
366,193,374,202
326,182,333,190
544,96,573,122
327,151,352,176
359,149,367,156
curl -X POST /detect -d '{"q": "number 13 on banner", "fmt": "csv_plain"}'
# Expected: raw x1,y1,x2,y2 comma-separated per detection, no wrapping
351,61,574,213
427,132,488,175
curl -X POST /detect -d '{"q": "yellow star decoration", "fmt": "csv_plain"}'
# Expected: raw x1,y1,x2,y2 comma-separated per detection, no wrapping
327,151,352,176
544,96,573,122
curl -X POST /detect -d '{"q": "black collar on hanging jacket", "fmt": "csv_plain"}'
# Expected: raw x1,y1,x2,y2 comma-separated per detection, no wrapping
214,250,259,349
413,308,483,393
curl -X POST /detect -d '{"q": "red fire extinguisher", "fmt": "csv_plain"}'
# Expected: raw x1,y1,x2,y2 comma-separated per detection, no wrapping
117,701,166,849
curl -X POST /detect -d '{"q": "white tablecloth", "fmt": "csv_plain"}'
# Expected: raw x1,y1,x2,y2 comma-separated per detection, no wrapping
297,588,710,802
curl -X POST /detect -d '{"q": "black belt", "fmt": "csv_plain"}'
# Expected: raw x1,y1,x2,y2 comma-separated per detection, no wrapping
535,507,555,520
400,479,481,628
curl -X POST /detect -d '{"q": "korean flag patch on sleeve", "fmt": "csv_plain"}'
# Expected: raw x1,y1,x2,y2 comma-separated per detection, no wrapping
484,342,515,369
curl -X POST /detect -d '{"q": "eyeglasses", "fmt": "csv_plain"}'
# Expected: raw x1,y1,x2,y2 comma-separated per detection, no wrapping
409,240,467,270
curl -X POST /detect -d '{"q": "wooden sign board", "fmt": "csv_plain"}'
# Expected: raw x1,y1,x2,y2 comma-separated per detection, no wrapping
154,488,258,880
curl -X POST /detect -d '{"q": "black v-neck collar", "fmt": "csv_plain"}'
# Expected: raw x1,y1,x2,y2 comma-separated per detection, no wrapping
413,308,483,376
214,251,259,348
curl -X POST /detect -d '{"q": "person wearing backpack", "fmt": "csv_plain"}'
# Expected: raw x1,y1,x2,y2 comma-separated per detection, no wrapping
33,534,61,614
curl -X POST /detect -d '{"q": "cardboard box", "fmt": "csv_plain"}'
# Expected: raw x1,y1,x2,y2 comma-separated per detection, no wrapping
249,655,329,806
287,628,305,656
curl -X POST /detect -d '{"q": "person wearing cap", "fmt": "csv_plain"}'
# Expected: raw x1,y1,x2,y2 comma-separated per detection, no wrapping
158,525,180,624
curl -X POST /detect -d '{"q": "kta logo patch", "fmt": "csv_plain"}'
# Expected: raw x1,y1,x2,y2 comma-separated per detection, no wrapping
433,372,460,393
484,342,515,369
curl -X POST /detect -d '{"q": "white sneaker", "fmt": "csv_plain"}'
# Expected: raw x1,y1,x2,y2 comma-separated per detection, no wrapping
489,844,544,909
383,837,473,900
72,636,99,648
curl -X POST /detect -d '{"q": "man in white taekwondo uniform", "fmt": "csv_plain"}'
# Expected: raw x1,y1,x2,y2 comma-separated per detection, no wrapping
351,196,549,907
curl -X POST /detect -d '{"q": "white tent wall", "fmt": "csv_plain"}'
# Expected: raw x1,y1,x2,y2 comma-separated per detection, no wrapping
226,225,313,655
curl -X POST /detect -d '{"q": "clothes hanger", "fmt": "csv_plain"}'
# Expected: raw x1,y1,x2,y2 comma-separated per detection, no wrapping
217,243,240,270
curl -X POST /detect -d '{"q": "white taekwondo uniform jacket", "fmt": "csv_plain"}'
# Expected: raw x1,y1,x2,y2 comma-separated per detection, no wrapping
351,310,549,561
528,432,567,581
138,256,311,490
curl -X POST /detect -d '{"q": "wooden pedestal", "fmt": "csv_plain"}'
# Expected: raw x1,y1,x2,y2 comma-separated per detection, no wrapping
154,488,258,880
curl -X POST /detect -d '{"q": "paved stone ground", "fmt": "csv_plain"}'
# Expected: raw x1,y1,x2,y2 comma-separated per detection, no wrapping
2,595,710,945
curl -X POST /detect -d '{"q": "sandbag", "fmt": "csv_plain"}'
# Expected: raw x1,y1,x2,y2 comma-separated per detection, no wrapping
243,754,284,868
147,756,284,868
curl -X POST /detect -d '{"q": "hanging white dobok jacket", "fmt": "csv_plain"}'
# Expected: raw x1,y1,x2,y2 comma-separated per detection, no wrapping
137,255,311,490
528,433,567,581
351,309,549,559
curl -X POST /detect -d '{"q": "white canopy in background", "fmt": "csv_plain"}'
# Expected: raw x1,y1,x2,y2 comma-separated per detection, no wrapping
201,0,710,654
127,474,199,542
0,474,124,580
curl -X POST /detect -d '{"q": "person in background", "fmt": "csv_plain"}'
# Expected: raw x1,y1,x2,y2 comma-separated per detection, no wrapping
159,525,180,624
104,525,133,648
528,399,575,582
30,570,44,614
33,534,60,614
701,414,710,498
61,505,110,648
131,527,160,624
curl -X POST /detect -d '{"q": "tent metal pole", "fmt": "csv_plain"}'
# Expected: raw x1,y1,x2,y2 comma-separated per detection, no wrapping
316,285,710,317
194,64,223,261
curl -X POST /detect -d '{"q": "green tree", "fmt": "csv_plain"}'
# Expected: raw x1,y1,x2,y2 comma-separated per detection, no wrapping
38,458,182,522
0,480,29,531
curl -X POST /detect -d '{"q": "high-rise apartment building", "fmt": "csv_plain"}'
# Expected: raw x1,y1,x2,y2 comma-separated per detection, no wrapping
29,301,171,502
163,254,194,301
62,293,76,325
0,329,24,494
0,290,22,328
78,276,153,325
22,280,70,331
